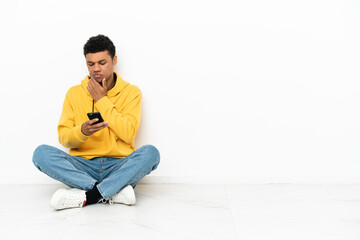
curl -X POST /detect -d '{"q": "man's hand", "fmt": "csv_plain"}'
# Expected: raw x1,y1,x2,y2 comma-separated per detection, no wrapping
81,118,108,136
87,77,107,102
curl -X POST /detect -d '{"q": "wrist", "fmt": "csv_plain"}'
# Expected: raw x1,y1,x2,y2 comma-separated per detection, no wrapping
95,95,105,102
81,123,90,136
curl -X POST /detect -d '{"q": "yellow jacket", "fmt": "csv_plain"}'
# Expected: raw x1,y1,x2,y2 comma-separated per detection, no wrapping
58,72,141,159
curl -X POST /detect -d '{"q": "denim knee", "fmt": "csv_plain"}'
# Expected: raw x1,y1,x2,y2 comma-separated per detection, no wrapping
32,144,51,169
141,144,160,168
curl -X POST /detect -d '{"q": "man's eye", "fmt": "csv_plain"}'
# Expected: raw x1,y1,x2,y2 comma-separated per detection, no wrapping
88,63,94,66
100,62,106,65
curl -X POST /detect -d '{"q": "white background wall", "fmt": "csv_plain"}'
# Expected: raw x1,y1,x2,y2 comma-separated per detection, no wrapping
1,0,360,184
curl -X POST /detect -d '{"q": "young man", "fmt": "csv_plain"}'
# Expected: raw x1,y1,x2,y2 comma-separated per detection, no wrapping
33,35,160,210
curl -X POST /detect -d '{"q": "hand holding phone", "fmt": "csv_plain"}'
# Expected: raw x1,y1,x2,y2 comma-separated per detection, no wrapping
81,116,108,136
83,99,107,136
87,112,104,124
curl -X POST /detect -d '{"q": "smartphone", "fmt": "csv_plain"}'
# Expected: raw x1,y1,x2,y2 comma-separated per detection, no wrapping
87,112,104,124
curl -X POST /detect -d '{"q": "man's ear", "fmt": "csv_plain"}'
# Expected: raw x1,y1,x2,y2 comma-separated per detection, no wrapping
113,55,117,65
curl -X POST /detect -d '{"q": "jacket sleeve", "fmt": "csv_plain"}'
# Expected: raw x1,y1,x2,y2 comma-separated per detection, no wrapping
95,87,141,145
57,90,89,148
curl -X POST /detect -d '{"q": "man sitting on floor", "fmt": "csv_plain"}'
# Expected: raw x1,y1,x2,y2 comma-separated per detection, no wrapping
33,34,160,210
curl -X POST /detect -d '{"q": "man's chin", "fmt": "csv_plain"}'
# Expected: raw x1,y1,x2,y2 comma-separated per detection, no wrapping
93,78,103,85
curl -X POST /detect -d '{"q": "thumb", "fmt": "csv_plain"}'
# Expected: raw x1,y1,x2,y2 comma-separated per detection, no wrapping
102,78,107,90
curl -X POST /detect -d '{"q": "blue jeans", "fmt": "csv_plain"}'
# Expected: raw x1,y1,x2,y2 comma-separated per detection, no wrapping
32,144,160,200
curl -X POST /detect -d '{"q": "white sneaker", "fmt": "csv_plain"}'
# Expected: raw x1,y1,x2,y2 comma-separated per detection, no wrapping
109,185,136,205
50,188,87,210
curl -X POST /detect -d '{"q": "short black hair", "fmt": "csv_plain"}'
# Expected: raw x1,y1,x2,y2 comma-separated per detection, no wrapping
83,34,116,59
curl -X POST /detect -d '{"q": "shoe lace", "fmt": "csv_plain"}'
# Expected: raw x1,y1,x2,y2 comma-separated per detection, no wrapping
109,191,125,205
97,198,108,204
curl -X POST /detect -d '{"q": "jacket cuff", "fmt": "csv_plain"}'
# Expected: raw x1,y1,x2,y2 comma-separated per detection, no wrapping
74,125,89,142
96,96,115,113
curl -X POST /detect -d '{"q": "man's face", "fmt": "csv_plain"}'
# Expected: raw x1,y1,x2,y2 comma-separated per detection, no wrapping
85,50,117,83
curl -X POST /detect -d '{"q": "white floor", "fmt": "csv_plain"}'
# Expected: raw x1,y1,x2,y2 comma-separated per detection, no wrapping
1,184,360,240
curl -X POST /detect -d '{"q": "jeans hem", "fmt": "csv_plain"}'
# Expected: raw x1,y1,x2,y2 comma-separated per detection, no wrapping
97,184,109,200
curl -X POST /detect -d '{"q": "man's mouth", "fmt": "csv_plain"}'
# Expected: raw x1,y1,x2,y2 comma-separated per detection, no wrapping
93,74,102,79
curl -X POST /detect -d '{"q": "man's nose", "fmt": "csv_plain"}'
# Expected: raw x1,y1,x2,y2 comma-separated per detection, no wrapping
93,63,101,71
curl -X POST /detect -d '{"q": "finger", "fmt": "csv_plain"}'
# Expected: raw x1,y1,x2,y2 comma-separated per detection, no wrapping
88,78,95,89
87,118,99,125
88,77,95,89
102,78,107,90
91,121,108,128
88,124,108,133
88,77,96,88
90,76,101,87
